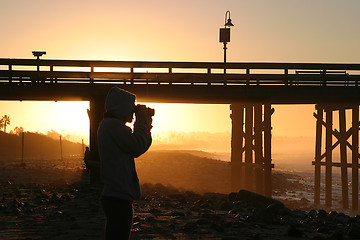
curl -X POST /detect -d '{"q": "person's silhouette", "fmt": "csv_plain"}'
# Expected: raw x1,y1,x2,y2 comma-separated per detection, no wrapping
98,87,153,240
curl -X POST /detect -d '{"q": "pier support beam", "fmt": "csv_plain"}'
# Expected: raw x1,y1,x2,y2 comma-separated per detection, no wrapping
230,103,274,197
88,95,106,183
313,104,360,210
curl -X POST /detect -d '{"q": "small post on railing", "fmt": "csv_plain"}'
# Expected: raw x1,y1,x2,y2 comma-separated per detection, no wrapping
246,69,250,85
130,67,134,84
21,132,25,166
60,135,64,165
90,66,94,83
50,65,54,83
284,68,288,86
322,69,327,87
82,139,85,157
8,65,12,83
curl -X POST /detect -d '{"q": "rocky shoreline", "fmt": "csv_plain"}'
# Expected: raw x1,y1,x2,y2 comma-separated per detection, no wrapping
1,153,359,239
1,178,360,239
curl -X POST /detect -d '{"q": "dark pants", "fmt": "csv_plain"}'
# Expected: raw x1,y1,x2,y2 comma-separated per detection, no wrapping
101,196,133,240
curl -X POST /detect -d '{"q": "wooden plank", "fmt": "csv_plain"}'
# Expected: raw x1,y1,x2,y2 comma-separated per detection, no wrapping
312,161,360,167
314,105,323,205
352,106,359,210
1,58,360,71
339,108,349,209
264,103,272,197
254,104,264,194
325,108,333,207
244,105,254,191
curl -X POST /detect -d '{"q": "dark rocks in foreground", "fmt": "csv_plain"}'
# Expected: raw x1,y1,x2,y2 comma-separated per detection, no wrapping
1,178,359,239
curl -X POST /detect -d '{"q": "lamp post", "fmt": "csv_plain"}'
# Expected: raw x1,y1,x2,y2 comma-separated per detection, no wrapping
219,10,234,84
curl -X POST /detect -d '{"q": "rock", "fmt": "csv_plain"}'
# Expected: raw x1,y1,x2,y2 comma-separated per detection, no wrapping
170,210,186,217
149,208,162,216
237,190,284,208
197,218,211,225
219,200,234,211
291,209,308,218
190,205,200,212
318,209,328,217
228,192,238,201
348,223,360,239
210,222,225,233
222,237,239,240
145,216,156,222
201,213,221,221
317,226,330,234
309,209,318,218
252,207,273,223
335,213,349,225
286,225,303,238
183,221,197,231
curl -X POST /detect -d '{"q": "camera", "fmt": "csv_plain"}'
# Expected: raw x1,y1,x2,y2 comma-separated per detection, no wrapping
135,104,155,117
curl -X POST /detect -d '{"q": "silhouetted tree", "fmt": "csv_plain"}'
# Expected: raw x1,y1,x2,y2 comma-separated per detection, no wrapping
13,126,24,136
0,118,3,131
1,115,10,133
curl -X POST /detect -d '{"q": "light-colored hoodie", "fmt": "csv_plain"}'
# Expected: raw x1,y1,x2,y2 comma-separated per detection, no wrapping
98,87,152,201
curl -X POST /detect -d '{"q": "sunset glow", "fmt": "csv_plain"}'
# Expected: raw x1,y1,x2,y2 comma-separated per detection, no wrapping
1,0,360,152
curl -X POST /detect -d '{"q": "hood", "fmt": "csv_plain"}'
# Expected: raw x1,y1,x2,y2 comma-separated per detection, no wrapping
105,87,136,122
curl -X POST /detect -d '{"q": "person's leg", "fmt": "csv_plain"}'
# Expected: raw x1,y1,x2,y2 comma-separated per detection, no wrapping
101,196,133,240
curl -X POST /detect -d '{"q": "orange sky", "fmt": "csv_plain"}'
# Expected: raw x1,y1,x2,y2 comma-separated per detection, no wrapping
0,1,359,146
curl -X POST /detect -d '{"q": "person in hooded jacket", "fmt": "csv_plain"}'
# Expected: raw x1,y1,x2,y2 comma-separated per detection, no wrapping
98,87,153,240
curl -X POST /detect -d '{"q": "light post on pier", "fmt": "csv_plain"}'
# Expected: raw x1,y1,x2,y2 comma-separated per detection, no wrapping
219,10,234,84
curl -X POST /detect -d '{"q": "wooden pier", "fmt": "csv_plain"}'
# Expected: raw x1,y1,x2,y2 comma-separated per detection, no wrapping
1,58,360,202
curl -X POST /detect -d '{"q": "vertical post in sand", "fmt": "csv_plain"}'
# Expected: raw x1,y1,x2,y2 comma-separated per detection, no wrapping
89,95,106,183
325,108,333,208
264,103,272,197
60,135,63,164
339,108,349,209
21,132,25,165
352,105,359,210
254,104,263,194
230,104,244,192
314,105,323,205
244,105,254,191
82,139,85,157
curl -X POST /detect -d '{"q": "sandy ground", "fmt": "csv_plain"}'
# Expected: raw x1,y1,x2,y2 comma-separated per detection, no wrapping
1,153,359,239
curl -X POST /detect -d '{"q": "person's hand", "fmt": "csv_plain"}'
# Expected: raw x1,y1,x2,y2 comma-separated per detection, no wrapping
135,105,153,129
135,105,148,120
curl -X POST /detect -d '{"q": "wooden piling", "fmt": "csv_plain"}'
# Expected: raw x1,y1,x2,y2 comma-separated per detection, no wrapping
230,104,244,191
244,105,254,191
89,96,106,183
352,105,359,210
339,108,349,209
314,105,323,205
254,104,263,194
325,108,333,207
264,103,272,197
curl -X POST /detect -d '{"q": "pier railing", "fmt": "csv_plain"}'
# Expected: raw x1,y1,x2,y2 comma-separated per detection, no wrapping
1,59,360,86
